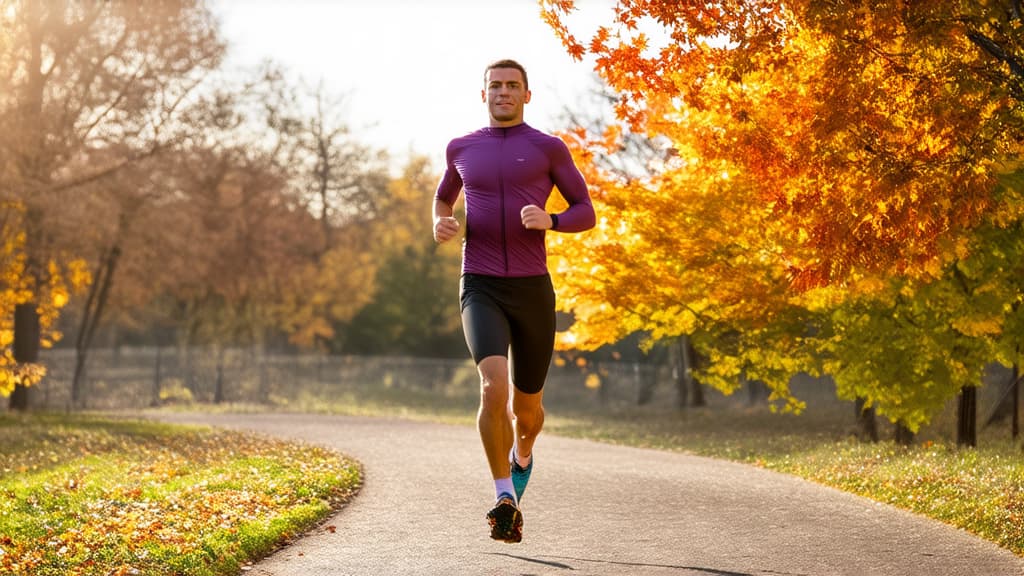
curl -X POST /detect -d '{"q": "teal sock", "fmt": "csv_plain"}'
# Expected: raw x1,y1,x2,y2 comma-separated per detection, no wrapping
495,477,515,502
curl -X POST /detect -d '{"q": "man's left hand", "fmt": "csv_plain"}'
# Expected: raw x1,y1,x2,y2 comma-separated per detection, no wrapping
521,205,552,230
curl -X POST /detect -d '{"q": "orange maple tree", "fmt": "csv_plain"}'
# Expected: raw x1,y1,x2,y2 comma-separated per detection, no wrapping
543,0,1020,331
540,1,1024,416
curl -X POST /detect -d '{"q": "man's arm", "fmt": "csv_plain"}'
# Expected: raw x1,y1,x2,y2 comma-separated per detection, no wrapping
433,198,460,243
434,141,463,243
547,139,595,232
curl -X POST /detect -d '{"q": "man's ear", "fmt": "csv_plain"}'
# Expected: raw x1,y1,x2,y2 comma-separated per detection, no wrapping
481,89,487,103
524,90,532,104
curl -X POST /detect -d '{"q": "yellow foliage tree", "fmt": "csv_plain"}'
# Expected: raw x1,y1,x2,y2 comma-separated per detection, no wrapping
541,1,1024,418
0,203,89,396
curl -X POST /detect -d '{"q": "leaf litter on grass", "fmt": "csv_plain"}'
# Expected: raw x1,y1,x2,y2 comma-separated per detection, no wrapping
0,413,361,576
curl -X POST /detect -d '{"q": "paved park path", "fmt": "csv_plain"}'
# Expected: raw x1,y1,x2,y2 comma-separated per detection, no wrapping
155,412,1024,576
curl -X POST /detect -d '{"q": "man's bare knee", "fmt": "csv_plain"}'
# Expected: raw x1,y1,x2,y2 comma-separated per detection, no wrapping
478,356,509,414
480,378,509,413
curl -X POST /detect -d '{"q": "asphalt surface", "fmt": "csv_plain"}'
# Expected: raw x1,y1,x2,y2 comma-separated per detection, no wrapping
154,413,1024,576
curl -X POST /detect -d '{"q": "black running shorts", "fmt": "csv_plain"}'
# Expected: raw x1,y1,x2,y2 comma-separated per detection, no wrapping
459,273,556,395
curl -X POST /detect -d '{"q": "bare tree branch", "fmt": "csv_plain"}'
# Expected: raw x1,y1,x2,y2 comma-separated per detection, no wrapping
966,30,1024,80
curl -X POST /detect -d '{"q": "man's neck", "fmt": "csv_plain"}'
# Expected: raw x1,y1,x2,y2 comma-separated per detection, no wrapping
489,119,525,128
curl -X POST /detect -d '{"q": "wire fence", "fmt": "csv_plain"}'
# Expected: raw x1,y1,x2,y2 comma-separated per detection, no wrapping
28,347,691,412
18,347,1021,444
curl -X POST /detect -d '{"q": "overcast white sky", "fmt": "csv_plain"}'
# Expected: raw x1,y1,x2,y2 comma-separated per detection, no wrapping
211,0,615,169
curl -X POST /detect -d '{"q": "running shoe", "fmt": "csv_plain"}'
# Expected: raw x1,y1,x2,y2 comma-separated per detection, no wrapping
486,494,523,543
511,453,533,502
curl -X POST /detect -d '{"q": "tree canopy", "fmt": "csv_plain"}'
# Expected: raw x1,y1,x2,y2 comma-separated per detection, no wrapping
542,0,1024,427
0,1,409,399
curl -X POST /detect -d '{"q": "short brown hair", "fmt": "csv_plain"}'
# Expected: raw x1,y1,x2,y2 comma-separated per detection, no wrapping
484,59,528,90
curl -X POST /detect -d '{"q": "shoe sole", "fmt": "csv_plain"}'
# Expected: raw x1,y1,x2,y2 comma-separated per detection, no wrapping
487,499,523,543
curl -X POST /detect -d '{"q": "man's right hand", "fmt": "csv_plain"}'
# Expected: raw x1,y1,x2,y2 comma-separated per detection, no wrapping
434,216,460,243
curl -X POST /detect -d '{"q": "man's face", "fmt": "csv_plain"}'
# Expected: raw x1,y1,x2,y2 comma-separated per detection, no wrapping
483,67,530,126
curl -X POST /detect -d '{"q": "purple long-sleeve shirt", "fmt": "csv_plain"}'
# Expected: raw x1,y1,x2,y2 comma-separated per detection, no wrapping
435,123,595,277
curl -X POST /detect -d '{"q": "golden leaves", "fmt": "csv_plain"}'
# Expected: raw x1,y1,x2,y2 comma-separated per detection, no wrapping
951,315,1003,338
541,1,1024,424
0,206,85,396
0,418,360,575
0,363,46,397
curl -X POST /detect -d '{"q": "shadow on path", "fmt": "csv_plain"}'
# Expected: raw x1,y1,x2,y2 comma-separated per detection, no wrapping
484,552,765,575
483,553,575,570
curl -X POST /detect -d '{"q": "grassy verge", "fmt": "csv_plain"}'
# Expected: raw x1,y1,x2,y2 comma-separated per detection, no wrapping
0,413,361,576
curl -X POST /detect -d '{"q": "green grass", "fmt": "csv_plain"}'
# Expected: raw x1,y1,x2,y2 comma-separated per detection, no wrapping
0,413,361,576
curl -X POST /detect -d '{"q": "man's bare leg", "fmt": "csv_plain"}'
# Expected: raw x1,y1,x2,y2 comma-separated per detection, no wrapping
512,387,544,465
477,355,514,482
510,385,543,502
477,355,523,542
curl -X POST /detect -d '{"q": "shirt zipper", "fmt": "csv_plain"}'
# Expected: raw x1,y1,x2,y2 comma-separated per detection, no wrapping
499,128,508,274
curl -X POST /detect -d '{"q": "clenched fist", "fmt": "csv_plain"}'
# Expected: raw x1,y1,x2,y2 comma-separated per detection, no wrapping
520,205,553,230
434,216,460,243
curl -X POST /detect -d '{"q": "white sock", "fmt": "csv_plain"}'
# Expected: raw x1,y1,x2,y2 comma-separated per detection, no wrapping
495,477,515,502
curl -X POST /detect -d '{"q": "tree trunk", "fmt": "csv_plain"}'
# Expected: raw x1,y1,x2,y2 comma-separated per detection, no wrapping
688,340,704,407
635,362,655,406
150,345,163,407
854,397,879,442
957,386,977,448
259,357,270,404
893,421,915,445
690,373,706,407
676,335,705,408
9,303,41,411
673,337,688,409
72,243,121,407
213,348,225,404
1013,361,1019,442
745,375,769,406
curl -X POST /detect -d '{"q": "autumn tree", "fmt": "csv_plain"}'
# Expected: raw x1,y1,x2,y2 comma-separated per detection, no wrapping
540,1,1024,431
545,1,1019,281
167,147,327,402
1,0,224,408
62,58,394,399
802,168,1024,443
340,156,464,357
301,83,390,254
251,72,392,351
0,203,88,397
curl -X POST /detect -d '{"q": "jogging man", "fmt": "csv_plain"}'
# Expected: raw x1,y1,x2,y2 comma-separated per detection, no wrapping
433,59,595,543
